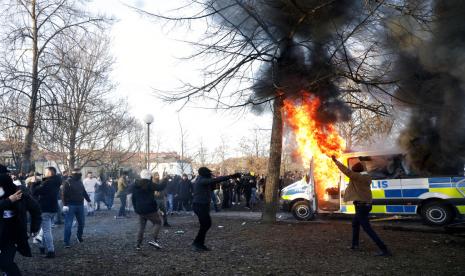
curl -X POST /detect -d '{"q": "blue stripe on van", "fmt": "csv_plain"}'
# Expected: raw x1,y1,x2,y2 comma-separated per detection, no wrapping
384,189,402,198
386,205,404,213
340,206,347,212
428,177,451,184
452,177,465,182
402,189,429,197
429,183,452,188
404,205,417,213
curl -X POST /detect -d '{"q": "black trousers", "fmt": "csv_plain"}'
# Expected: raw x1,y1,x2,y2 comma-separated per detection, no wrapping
192,203,211,246
352,202,388,252
0,243,21,276
118,195,127,217
244,189,252,208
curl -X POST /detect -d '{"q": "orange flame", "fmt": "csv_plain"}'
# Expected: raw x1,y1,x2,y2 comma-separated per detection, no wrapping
283,92,346,201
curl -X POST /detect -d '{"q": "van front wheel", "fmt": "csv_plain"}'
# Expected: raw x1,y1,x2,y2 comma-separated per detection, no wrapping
420,201,454,226
292,201,314,221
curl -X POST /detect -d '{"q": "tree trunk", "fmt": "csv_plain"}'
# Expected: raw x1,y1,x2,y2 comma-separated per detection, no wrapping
261,94,284,224
21,0,38,174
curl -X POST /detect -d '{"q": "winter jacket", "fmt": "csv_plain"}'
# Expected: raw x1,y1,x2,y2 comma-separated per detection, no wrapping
32,175,62,213
177,179,193,200
62,175,91,206
131,179,167,215
0,186,41,257
116,176,128,197
165,176,179,195
193,174,237,204
334,159,373,203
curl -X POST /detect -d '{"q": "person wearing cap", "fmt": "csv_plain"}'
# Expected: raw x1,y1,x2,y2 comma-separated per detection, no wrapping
331,156,391,257
191,167,241,252
62,168,91,248
132,169,167,250
0,164,41,275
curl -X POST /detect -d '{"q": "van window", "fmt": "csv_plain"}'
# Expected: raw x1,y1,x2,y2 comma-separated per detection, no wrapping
348,154,412,179
348,154,464,179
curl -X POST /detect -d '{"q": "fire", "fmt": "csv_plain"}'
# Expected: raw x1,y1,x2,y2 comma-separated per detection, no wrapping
283,92,346,201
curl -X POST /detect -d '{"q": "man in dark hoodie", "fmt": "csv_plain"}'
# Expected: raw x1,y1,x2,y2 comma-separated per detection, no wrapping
176,174,192,212
132,169,167,250
32,167,61,258
62,168,91,248
192,167,240,252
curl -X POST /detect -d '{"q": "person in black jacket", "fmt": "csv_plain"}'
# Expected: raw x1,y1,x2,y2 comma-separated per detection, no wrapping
191,167,240,252
32,167,61,258
0,164,41,276
165,175,178,215
132,170,167,250
62,168,91,248
176,174,192,212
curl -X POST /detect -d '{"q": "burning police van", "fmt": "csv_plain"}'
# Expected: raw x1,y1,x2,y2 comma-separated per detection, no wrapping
280,150,465,226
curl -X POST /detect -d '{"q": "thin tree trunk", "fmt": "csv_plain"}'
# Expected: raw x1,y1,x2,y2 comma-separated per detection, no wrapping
261,94,284,224
21,0,38,174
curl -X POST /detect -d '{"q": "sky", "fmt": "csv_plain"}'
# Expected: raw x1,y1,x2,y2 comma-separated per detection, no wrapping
90,0,272,158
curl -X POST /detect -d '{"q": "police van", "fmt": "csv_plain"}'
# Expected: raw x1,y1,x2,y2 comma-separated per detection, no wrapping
280,150,465,226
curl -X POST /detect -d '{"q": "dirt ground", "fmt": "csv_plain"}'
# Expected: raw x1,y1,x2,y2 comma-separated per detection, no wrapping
16,208,465,276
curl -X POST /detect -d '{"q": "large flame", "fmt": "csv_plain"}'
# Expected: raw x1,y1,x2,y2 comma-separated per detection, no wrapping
283,92,346,201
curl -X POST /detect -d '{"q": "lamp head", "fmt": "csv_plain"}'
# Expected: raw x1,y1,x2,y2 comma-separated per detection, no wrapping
143,114,154,124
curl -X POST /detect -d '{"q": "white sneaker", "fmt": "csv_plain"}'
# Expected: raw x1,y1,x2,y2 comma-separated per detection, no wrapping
148,240,162,249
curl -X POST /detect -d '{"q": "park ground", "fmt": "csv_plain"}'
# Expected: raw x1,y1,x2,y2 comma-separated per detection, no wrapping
16,207,465,276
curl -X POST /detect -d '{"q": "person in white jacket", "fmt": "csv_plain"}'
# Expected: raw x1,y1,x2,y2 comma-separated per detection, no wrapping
83,172,99,216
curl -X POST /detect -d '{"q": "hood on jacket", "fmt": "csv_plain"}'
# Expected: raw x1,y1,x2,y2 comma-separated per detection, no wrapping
135,178,151,190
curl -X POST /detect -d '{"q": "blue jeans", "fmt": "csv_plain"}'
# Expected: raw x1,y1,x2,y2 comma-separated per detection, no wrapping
167,194,174,213
64,205,85,246
251,188,257,205
41,212,56,252
211,191,219,211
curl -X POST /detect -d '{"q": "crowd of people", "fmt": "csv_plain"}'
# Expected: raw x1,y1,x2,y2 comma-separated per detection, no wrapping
0,158,392,275
0,166,269,274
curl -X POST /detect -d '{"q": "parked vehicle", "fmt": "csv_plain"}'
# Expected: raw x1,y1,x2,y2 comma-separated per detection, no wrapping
280,150,465,226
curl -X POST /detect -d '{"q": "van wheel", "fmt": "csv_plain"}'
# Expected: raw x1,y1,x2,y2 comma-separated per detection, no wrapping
420,201,454,226
292,201,314,221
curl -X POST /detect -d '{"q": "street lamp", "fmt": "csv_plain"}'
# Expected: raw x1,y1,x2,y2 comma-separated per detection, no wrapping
143,114,154,170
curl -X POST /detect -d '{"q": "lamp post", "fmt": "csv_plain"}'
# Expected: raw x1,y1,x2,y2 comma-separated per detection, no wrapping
143,114,154,170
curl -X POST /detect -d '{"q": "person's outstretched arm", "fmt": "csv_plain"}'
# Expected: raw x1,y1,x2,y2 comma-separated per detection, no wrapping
331,156,356,179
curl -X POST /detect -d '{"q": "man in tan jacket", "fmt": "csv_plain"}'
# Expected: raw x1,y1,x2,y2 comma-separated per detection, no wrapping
115,172,128,218
332,156,391,257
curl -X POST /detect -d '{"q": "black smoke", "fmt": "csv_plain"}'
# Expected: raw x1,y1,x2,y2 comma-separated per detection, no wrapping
390,0,465,175
209,0,360,123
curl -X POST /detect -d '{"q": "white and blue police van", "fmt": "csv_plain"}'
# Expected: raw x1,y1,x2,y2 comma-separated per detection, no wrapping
280,150,465,226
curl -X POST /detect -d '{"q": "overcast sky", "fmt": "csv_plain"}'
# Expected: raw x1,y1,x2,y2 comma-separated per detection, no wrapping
90,0,272,158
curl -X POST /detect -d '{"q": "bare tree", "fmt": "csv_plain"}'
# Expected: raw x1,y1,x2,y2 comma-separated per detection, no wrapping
136,1,433,223
177,114,191,173
213,134,229,174
37,30,126,170
195,138,209,167
99,117,144,175
0,0,109,173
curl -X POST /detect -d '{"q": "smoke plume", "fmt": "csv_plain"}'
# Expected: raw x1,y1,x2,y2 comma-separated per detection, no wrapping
209,0,360,123
390,0,465,175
